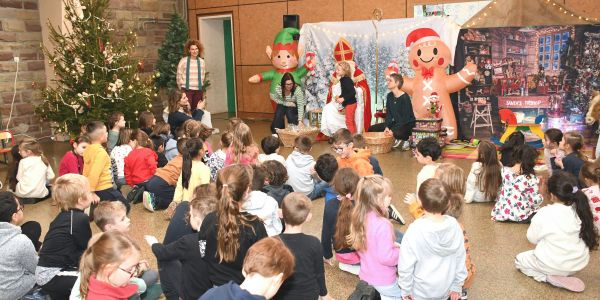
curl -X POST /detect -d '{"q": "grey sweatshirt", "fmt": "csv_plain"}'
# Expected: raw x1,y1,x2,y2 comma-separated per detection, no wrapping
0,222,38,300
285,151,316,195
398,216,467,300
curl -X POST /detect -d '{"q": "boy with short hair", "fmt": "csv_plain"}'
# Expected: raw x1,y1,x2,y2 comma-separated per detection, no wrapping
274,193,332,300
83,121,130,211
331,129,373,177
405,137,443,218
352,134,383,175
36,174,96,299
200,237,295,300
314,154,339,203
259,136,286,164
150,134,168,168
285,136,323,199
261,160,294,206
398,178,467,300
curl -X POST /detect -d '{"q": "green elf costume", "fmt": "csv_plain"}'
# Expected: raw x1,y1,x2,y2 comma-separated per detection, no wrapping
248,27,315,111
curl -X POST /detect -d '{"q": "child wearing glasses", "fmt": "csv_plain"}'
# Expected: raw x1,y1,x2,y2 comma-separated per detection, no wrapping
36,174,97,299
69,201,161,299
78,231,143,299
331,128,373,177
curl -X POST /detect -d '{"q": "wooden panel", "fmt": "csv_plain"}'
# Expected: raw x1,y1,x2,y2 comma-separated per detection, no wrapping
187,0,195,10
238,2,287,65
343,0,407,21
194,6,241,66
188,9,198,40
235,65,244,112
288,0,344,24
239,65,275,113
565,0,600,21
238,0,285,5
195,0,239,9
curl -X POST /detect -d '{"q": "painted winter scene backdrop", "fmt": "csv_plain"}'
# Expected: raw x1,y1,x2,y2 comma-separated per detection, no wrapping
299,17,460,118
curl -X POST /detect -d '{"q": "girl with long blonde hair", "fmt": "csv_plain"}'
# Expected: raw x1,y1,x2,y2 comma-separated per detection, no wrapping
224,122,259,166
348,175,402,298
15,138,55,201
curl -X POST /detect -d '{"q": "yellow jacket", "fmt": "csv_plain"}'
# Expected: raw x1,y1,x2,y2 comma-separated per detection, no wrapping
173,160,211,204
83,143,113,191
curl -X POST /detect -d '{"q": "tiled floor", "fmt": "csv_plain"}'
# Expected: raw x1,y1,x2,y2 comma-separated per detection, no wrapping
6,116,599,299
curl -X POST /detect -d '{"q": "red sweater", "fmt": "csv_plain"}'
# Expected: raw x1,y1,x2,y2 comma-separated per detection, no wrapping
58,151,83,176
86,275,138,300
124,147,157,186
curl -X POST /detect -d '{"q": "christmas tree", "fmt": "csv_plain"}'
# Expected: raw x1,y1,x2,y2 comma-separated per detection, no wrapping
154,14,189,96
35,0,155,136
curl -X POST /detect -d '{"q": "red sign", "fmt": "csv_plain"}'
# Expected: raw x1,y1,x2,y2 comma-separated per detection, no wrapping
498,96,551,109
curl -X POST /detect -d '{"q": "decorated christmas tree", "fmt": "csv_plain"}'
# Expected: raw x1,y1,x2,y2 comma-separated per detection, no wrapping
154,14,189,95
35,0,155,136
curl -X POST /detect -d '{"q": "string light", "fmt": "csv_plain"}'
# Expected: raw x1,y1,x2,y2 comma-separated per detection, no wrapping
464,0,598,28
310,18,432,40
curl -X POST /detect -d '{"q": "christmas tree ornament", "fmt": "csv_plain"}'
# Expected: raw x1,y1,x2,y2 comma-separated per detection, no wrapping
401,28,477,141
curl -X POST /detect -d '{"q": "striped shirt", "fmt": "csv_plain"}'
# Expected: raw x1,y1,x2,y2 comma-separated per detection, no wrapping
177,56,205,90
272,85,306,120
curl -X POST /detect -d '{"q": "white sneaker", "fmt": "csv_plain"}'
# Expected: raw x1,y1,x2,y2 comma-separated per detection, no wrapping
142,191,155,212
388,204,405,225
401,141,410,151
338,262,360,275
393,139,403,148
272,133,278,137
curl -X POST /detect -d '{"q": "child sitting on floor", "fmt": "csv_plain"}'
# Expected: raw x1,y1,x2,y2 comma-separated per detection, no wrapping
274,193,332,300
348,175,401,298
580,161,600,233
84,121,129,210
59,135,90,176
124,129,158,187
78,231,142,299
69,201,161,300
149,134,168,168
398,178,467,300
242,164,282,236
138,111,156,136
36,174,96,299
492,144,543,222
352,134,382,175
314,153,339,203
515,171,598,292
200,237,295,300
107,111,125,153
321,168,361,275
224,122,259,166
145,191,217,299
556,131,586,185
261,160,294,206
499,131,524,167
206,131,233,182
404,137,443,221
331,128,373,177
110,128,133,190
543,128,563,175
259,135,286,164
15,138,55,203
465,140,502,203
286,136,322,199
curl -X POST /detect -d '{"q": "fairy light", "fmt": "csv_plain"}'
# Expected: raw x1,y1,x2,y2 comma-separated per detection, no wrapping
464,0,598,28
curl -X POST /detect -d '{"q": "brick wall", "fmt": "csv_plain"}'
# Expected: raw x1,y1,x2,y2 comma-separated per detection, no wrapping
0,0,179,139
106,0,179,115
0,0,48,138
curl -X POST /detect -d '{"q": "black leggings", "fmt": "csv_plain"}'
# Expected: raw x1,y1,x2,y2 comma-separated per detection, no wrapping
368,122,415,141
271,104,299,134
95,187,130,213
41,274,77,300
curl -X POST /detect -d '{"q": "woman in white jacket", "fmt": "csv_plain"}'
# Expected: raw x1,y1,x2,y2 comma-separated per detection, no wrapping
515,171,598,292
15,138,54,202
465,141,502,203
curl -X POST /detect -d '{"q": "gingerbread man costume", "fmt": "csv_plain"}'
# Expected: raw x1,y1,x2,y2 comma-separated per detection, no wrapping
401,28,477,140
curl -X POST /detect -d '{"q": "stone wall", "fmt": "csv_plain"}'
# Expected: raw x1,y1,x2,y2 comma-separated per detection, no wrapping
0,0,180,139
0,0,48,138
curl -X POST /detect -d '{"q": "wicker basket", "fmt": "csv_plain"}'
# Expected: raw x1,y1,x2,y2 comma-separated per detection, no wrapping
276,127,320,147
363,132,394,154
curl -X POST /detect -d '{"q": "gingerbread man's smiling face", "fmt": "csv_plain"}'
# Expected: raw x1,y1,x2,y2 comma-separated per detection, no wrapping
408,40,451,71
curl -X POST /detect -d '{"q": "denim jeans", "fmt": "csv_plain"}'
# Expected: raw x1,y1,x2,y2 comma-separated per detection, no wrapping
372,282,402,300
271,104,299,134
308,179,330,200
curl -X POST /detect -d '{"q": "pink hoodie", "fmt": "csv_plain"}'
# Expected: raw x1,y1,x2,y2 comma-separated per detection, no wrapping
357,210,400,286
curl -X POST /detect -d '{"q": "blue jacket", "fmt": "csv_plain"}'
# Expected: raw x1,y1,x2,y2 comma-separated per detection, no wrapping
199,281,265,300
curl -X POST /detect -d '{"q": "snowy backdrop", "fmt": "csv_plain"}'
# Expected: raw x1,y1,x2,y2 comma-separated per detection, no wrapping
299,16,460,114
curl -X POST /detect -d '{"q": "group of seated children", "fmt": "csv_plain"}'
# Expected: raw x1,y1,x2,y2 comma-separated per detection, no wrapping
3,108,600,300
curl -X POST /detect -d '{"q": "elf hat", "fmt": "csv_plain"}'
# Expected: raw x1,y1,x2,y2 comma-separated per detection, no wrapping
405,28,440,48
273,28,300,52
